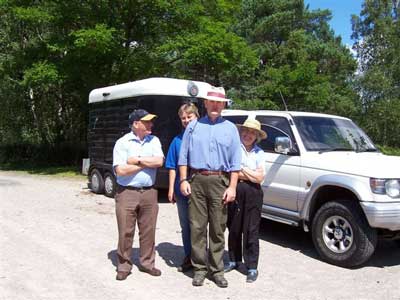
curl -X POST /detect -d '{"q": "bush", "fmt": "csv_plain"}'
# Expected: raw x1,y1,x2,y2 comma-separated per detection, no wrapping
376,145,400,156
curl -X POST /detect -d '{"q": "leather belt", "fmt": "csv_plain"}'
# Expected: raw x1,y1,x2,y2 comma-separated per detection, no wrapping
193,169,227,176
119,185,154,192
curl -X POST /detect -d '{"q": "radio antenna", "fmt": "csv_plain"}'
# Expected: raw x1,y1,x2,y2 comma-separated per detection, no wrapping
279,90,288,111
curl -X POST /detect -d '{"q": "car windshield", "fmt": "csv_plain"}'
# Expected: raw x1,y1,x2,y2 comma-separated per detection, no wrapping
293,116,377,152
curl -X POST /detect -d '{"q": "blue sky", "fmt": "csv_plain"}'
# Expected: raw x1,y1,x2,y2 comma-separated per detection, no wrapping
305,0,364,46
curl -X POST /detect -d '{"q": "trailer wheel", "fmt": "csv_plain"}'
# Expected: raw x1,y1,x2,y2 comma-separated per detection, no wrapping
104,172,116,198
90,169,104,194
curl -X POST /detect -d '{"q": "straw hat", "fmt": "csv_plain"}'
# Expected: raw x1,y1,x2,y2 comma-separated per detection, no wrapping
203,86,227,102
237,117,267,142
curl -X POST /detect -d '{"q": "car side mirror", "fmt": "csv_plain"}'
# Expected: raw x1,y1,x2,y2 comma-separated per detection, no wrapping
275,136,292,154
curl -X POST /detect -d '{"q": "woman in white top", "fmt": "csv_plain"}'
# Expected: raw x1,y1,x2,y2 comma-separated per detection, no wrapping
225,117,267,283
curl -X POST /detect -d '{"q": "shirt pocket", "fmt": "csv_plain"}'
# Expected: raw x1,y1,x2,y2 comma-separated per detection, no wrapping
216,133,232,149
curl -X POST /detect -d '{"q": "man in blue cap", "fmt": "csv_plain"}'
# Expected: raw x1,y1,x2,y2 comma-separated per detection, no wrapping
113,109,164,280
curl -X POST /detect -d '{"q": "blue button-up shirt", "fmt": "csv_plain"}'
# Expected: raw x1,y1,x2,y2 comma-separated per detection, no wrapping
113,131,164,187
178,116,241,172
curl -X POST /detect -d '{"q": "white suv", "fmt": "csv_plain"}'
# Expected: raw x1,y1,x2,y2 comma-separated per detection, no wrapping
222,109,400,267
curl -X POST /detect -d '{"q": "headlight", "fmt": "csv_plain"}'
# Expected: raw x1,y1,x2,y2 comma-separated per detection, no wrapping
370,178,400,198
385,180,400,198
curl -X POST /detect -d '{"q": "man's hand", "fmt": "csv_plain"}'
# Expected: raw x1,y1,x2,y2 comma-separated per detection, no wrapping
222,186,236,205
180,181,191,197
127,156,140,165
168,190,176,204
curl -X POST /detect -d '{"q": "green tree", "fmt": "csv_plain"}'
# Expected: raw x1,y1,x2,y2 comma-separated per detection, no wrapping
0,0,257,164
232,0,358,116
352,0,400,147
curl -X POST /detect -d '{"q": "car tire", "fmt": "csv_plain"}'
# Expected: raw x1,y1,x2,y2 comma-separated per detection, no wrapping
90,169,104,194
104,172,116,198
311,200,377,268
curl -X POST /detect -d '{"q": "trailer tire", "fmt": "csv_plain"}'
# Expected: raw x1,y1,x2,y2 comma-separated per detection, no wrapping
90,169,104,194
104,172,116,198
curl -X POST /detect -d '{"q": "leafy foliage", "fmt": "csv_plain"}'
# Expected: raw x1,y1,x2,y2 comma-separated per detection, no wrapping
232,0,358,117
352,0,400,147
0,0,399,165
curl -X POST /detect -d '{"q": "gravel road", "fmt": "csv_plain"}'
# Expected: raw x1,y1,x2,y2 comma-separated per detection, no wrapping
1,171,399,300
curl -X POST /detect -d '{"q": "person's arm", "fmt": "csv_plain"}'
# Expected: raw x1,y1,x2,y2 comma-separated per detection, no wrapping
114,164,143,177
113,138,143,177
165,137,178,203
127,156,163,168
241,166,264,183
179,165,191,196
223,171,239,204
168,169,176,203
178,125,191,196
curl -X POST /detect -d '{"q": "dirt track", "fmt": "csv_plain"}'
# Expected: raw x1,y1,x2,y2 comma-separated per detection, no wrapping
1,171,400,300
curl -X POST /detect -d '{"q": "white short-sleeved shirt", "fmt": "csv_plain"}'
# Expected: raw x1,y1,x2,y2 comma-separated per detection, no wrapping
113,131,164,187
240,143,265,173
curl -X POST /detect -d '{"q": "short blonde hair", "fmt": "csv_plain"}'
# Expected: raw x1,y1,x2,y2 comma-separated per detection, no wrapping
178,103,199,118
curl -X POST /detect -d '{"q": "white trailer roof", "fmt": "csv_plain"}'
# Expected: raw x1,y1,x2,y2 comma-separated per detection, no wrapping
88,77,213,104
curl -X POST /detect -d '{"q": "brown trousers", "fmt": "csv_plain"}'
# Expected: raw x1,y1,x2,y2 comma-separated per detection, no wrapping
115,186,159,272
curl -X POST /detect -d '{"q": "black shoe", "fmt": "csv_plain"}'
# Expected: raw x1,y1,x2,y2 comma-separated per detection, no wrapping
192,273,206,286
214,275,228,288
224,262,237,273
177,256,193,272
246,270,258,283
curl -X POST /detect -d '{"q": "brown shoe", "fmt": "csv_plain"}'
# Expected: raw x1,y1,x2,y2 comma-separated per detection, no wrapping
116,271,130,281
138,266,162,276
177,256,193,272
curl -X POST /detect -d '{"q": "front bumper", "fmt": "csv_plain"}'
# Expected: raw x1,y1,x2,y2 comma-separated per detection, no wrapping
360,202,400,231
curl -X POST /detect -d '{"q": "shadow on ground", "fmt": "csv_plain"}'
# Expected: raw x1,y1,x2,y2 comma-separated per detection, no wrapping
258,218,400,269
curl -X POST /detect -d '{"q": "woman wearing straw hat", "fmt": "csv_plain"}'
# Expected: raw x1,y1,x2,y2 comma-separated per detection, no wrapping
224,117,267,283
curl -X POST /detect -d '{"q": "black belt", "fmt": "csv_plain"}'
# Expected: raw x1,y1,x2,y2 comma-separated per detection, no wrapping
238,180,261,188
118,185,154,192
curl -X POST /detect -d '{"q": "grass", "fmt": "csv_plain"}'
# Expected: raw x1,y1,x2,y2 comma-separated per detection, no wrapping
0,163,86,178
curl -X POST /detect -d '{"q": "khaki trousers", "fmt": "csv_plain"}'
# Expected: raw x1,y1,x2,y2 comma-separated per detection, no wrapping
189,173,229,277
115,186,158,272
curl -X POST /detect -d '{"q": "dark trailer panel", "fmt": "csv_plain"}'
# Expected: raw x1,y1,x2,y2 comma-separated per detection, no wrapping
86,77,209,197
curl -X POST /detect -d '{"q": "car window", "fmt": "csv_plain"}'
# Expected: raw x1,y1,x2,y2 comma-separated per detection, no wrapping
223,115,247,126
256,116,298,153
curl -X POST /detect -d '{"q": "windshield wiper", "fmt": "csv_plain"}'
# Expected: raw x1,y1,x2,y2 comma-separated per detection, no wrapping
318,147,354,154
355,148,378,153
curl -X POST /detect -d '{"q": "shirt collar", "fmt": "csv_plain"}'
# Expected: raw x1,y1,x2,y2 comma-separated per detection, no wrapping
241,142,259,153
204,115,224,124
128,131,150,143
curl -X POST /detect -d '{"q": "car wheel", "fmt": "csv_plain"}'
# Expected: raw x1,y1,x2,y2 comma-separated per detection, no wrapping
104,172,116,198
311,200,377,268
90,169,104,194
